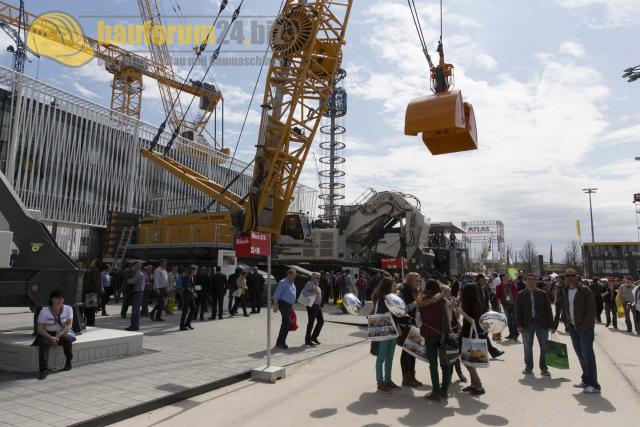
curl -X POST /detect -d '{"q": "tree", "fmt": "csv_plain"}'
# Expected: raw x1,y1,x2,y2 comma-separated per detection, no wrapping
519,240,537,272
564,239,582,272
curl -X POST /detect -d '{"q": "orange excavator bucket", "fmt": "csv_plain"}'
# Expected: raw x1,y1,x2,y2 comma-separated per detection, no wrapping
404,89,478,155
422,101,477,155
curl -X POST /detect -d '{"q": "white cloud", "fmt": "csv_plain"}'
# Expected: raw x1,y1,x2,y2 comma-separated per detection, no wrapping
72,82,100,99
559,41,585,57
340,0,636,251
558,0,640,28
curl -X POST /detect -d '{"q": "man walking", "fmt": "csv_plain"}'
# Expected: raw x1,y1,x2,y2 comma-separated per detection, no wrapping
125,262,145,331
273,269,297,350
302,272,324,346
319,270,329,307
601,280,618,329
553,268,600,394
227,268,240,314
248,267,265,314
589,278,604,324
195,266,210,321
517,273,553,377
496,273,519,341
210,266,227,320
150,259,168,321
619,277,636,333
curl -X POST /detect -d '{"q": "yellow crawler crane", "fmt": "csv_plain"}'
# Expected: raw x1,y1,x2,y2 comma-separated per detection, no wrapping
139,0,477,248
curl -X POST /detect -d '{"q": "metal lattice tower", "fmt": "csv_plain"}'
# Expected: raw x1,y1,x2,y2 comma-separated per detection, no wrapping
319,68,347,226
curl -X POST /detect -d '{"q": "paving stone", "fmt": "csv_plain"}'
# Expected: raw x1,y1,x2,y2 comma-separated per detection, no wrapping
0,304,365,426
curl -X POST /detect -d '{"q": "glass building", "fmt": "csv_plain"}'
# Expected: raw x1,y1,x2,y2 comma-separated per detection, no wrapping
582,242,640,278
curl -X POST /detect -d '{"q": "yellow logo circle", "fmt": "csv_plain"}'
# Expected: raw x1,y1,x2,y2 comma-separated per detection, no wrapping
26,11,94,67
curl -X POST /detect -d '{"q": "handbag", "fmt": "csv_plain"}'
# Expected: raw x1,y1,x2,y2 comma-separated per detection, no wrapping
438,300,459,367
370,341,379,356
545,336,570,370
367,312,399,341
289,308,298,331
84,292,98,308
460,322,489,368
53,307,77,343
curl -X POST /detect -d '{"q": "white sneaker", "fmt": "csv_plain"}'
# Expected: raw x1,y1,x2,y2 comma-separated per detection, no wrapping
583,386,601,394
573,381,587,388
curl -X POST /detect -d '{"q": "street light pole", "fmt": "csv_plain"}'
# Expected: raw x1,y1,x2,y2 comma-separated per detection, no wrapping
582,188,597,243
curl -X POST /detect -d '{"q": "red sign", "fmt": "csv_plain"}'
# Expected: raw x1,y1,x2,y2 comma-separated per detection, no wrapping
235,231,272,258
381,257,408,270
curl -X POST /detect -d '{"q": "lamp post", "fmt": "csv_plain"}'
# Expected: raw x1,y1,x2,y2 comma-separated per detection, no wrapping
623,65,640,82
582,188,597,243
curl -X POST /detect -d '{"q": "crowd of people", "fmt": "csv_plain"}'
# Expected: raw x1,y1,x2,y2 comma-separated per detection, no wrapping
368,267,640,400
76,259,269,332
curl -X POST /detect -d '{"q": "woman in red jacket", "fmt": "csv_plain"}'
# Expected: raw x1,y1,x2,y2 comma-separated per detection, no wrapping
418,279,453,403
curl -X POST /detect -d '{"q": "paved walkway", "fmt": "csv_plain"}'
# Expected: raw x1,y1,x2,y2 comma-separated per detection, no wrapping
0,303,367,427
117,322,640,427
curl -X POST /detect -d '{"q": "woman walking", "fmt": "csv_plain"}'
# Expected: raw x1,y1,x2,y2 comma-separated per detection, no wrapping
231,270,250,317
372,277,399,393
180,265,197,331
459,276,486,395
418,279,454,402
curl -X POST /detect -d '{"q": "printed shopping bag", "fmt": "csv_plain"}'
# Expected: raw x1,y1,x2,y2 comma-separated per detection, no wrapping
545,338,570,370
461,323,489,368
367,312,399,342
297,293,315,307
84,292,98,308
402,326,428,362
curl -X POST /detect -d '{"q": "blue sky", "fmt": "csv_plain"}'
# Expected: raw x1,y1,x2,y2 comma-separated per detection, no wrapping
1,0,639,260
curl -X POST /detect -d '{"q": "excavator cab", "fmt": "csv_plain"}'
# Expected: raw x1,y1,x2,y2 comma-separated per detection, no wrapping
404,51,478,155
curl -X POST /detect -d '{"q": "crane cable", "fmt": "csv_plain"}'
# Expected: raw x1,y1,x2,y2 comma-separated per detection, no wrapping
148,0,230,151
161,0,244,154
407,0,434,69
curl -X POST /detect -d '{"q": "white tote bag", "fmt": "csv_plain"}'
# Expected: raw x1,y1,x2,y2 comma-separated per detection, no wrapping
297,293,315,307
402,326,428,362
460,322,489,368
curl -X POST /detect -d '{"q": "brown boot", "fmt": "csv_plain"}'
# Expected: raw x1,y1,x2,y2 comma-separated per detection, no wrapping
387,381,400,389
377,383,391,393
424,391,441,402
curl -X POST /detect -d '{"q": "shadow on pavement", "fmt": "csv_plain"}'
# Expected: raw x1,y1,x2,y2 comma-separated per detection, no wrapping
346,390,458,426
309,407,338,418
361,424,390,427
247,345,307,359
476,414,509,426
573,392,616,414
518,375,570,391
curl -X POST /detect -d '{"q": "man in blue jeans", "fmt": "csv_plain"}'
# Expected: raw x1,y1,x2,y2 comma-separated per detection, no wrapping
553,268,600,394
125,262,145,331
273,269,297,350
516,273,554,376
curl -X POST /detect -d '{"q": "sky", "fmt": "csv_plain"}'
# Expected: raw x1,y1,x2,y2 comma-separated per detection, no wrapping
1,0,639,261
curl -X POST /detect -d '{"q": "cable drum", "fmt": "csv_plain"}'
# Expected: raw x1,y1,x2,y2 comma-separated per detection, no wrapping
269,5,314,55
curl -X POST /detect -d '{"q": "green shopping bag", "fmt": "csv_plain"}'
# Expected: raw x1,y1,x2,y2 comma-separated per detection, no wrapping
545,339,570,370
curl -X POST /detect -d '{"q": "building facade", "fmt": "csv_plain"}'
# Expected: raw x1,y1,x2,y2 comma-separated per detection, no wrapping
582,242,640,279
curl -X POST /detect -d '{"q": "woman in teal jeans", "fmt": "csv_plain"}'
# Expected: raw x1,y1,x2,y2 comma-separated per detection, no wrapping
418,279,453,402
372,277,399,393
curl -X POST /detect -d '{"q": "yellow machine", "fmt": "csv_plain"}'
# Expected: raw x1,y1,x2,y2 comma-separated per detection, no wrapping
137,0,478,247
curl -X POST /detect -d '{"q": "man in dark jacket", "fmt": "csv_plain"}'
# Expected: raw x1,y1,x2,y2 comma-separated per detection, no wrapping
82,259,102,326
397,272,422,387
319,270,329,307
247,267,265,313
209,266,227,320
553,268,600,393
589,278,604,324
516,273,554,376
194,267,210,321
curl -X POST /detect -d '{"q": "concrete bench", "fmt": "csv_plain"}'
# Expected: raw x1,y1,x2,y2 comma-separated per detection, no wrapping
0,327,143,372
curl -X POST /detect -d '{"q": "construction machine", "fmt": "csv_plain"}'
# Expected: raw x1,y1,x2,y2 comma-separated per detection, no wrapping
134,0,476,260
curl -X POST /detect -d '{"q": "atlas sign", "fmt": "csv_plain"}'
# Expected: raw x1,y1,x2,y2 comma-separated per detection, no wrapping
235,231,271,258
466,226,491,233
